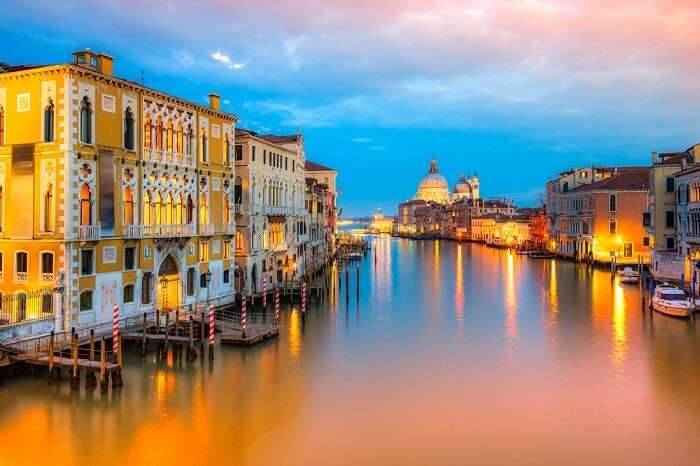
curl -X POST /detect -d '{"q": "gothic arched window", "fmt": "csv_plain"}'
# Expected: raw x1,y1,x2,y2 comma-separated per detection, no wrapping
124,186,134,225
80,183,92,225
44,100,55,142
124,107,135,150
79,97,92,144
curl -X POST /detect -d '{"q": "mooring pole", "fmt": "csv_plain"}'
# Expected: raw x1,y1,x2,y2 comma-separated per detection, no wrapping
208,304,215,361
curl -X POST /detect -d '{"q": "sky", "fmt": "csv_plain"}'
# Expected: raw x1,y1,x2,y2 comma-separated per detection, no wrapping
2,0,700,217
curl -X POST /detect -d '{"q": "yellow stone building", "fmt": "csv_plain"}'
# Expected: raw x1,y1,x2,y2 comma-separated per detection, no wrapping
0,50,238,338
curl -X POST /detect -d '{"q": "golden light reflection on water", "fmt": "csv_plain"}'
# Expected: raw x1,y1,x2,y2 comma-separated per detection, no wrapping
504,251,518,346
549,259,559,321
611,280,628,370
455,244,465,344
288,308,302,360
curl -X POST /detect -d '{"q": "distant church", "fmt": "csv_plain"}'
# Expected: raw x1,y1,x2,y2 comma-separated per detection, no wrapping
414,159,479,204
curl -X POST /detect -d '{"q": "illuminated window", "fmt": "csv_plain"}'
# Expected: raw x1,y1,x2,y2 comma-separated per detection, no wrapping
124,186,134,225
143,191,153,225
155,192,163,224
80,184,92,225
199,241,209,261
176,123,183,154
79,97,92,144
609,218,617,235
44,99,55,142
144,115,152,148
235,230,243,250
166,120,174,152
223,196,230,225
124,107,135,150
199,193,208,224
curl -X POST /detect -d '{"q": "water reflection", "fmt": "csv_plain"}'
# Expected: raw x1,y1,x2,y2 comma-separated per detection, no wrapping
0,240,699,466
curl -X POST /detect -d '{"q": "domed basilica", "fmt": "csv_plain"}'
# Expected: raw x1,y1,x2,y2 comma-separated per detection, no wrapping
415,159,479,204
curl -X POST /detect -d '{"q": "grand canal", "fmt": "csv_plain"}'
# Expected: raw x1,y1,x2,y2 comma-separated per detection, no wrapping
1,237,700,465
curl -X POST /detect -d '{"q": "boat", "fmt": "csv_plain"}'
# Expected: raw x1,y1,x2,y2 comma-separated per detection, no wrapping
652,284,693,318
530,251,554,259
619,267,640,284
516,250,531,256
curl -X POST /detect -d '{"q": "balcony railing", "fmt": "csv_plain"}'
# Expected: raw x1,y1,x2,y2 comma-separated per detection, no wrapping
76,224,101,240
125,224,195,238
224,224,236,234
234,204,244,215
15,271,28,283
199,224,215,235
143,147,194,167
0,271,3,282
40,272,54,284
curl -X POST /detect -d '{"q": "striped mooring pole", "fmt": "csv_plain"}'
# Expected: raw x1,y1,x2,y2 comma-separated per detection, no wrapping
262,276,267,308
208,304,215,361
241,296,248,336
302,282,307,316
274,288,280,323
112,304,120,354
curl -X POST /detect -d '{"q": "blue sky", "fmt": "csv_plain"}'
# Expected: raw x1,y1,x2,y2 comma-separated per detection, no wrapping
2,0,700,217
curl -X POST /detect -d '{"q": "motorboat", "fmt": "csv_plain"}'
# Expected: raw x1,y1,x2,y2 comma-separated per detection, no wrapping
652,284,693,318
530,251,555,259
619,267,640,284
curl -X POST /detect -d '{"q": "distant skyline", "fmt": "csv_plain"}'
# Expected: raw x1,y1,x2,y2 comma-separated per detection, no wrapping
2,0,699,216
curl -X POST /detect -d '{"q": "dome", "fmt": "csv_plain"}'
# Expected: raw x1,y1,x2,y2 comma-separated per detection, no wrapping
453,174,472,194
415,159,450,204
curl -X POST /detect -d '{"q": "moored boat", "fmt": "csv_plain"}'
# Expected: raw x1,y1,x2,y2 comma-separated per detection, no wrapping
619,267,640,284
652,284,693,318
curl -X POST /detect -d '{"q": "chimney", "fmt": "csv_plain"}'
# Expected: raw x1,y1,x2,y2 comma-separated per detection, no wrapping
652,151,658,164
681,158,688,170
96,53,114,75
209,93,220,111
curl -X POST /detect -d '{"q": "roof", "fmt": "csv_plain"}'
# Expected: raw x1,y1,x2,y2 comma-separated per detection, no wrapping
565,167,649,194
305,160,334,172
258,134,300,144
0,62,46,73
655,151,689,166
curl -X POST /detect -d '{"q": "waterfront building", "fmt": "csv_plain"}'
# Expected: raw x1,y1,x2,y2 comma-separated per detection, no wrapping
369,208,394,234
232,129,306,294
304,160,337,275
645,147,697,281
395,199,429,237
0,50,237,339
415,159,450,204
559,167,650,264
672,163,700,283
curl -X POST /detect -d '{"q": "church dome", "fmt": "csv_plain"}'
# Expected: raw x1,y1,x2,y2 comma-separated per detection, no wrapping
415,159,449,204
453,174,472,194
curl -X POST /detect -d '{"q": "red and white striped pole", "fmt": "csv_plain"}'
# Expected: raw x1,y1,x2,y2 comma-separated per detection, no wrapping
301,282,307,316
241,296,247,336
262,276,267,308
274,288,280,324
208,304,215,360
112,304,120,354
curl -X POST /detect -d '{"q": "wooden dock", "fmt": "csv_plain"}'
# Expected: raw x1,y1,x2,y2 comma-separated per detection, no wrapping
220,325,279,346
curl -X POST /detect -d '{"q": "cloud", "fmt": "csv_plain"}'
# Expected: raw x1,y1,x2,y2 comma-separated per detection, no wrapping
173,50,194,67
352,137,372,144
211,50,245,70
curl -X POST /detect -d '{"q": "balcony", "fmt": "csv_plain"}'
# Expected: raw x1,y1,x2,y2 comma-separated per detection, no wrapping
224,224,236,235
40,272,54,284
143,147,194,168
77,224,101,240
0,271,3,282
234,204,244,215
126,224,195,238
199,224,215,235
15,271,28,283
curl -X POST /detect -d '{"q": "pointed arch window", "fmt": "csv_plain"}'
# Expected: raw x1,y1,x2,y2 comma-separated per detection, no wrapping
124,107,135,150
609,194,617,212
80,184,92,225
124,186,134,225
155,192,163,224
176,123,183,154
43,184,53,231
186,194,194,224
201,132,208,163
199,193,209,224
155,117,163,150
166,120,174,152
144,115,152,148
165,193,174,224
223,196,230,225
175,194,184,224
79,97,92,144
143,191,153,225
44,100,55,142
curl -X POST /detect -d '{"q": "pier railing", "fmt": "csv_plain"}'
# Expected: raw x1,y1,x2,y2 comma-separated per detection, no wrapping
0,288,55,328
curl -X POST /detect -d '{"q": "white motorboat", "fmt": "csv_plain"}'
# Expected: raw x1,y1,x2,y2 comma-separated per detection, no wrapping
619,267,640,284
652,284,693,318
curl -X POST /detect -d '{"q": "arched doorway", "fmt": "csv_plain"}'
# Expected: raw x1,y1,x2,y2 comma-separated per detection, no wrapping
157,254,180,311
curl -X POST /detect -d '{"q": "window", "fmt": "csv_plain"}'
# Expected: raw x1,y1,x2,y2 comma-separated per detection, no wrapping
624,243,633,258
80,290,93,311
166,120,174,152
200,273,208,288
123,186,134,225
235,144,243,161
223,196,230,225
80,184,92,225
252,146,256,161
124,246,136,270
666,210,675,228
141,272,153,304
643,236,650,247
236,230,243,250
199,193,208,224
80,249,94,275
79,97,92,144
609,194,616,212
223,269,230,284
44,100,55,142
223,240,230,259
609,218,617,235
666,177,675,193
123,284,135,303
0,105,4,145
642,212,651,227
201,132,208,163
15,251,28,276
155,117,163,149
263,149,267,164
124,107,135,150
666,236,676,250
186,194,194,224
43,184,53,231
41,252,53,275
187,127,194,156
186,268,195,296
144,116,152,148
41,293,52,314
200,241,209,261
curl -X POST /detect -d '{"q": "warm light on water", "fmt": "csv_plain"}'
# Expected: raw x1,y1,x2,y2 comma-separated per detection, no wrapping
1,238,700,465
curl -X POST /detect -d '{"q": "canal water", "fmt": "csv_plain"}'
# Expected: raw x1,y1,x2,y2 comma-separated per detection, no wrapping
1,238,699,466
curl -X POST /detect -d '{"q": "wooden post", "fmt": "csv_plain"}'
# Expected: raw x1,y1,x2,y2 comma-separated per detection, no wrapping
100,337,107,393
156,309,160,335
164,312,170,356
113,336,124,387
141,312,148,355
70,333,79,390
188,316,195,361
208,304,215,361
85,329,97,387
200,309,205,358
48,331,55,384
